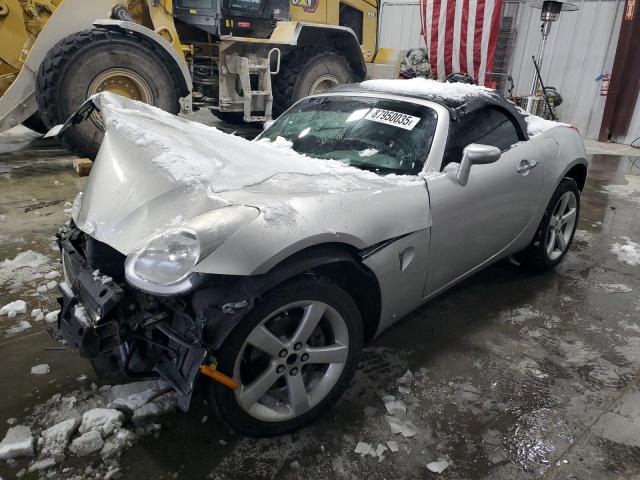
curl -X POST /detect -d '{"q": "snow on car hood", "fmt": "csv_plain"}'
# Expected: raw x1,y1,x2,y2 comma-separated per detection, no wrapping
73,93,423,255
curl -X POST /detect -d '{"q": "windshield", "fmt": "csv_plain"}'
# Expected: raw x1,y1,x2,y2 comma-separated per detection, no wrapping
257,96,438,175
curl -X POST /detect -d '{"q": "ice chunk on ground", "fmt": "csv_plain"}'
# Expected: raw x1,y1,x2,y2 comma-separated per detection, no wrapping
28,457,57,472
69,429,104,457
46,280,58,290
289,460,300,470
384,400,407,415
39,417,80,461
610,237,640,266
100,428,136,458
6,320,31,335
31,364,50,375
44,271,59,280
0,300,27,316
79,409,124,438
386,440,399,452
44,310,59,323
386,417,417,438
36,285,48,293
0,250,51,292
6,418,17,425
397,369,414,384
132,392,178,424
0,425,34,459
426,458,450,473
106,380,170,413
599,283,632,293
31,308,44,322
374,443,388,460
354,442,372,455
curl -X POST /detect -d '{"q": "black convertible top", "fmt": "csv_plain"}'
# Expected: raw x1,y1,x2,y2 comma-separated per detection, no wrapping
330,81,529,139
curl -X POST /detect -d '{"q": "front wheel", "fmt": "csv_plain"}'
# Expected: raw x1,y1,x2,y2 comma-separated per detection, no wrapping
207,276,363,437
518,177,580,271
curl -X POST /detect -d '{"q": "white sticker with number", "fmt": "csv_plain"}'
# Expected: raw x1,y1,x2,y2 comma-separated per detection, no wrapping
363,108,421,130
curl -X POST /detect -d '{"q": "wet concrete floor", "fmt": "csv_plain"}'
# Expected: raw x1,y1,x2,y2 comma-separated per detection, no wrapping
0,124,639,479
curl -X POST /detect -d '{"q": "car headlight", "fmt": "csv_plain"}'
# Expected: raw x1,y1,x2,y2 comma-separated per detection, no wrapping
125,229,200,287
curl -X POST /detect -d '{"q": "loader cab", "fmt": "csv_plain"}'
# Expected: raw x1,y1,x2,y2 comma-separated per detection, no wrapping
172,0,290,38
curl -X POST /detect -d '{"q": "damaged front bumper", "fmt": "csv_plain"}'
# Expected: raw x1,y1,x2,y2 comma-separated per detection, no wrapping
54,225,218,411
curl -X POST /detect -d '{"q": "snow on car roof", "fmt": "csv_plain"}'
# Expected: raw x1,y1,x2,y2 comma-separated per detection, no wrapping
332,79,569,138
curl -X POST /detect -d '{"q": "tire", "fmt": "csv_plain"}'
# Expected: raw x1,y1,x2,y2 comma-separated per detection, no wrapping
211,110,246,125
518,178,580,271
207,275,363,437
273,48,356,116
22,113,48,135
36,28,184,159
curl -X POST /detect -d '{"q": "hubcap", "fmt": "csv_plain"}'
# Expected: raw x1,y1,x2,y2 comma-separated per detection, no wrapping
308,74,340,95
87,68,153,128
233,300,350,422
546,191,577,261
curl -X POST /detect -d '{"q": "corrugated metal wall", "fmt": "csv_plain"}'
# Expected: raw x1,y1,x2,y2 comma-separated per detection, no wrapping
508,0,625,140
378,0,640,144
378,1,423,50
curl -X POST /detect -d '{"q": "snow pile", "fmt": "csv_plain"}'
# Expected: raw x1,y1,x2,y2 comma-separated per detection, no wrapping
610,237,640,267
599,283,632,293
602,175,640,206
0,379,178,475
361,78,494,101
6,320,32,335
0,299,27,317
0,425,33,459
30,364,50,375
0,250,53,292
427,458,450,473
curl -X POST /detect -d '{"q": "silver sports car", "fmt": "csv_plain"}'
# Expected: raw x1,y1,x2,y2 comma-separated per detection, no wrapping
52,79,587,436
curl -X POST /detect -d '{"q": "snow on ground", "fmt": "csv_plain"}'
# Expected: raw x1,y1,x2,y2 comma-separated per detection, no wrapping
602,175,640,206
0,380,177,477
0,300,27,317
599,283,632,293
0,250,53,293
30,364,50,375
610,237,640,267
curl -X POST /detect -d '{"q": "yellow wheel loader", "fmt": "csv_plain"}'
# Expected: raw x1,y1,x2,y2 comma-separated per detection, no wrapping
0,0,396,158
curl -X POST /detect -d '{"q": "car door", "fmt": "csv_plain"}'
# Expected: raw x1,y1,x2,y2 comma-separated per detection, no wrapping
424,106,544,296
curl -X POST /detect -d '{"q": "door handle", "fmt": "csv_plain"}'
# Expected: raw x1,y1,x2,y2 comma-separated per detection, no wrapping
517,159,538,175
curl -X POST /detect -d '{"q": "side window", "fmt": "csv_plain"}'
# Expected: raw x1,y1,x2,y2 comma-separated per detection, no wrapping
339,4,364,44
442,107,522,169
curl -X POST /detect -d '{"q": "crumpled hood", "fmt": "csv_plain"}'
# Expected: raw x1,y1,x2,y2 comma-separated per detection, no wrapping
73,93,424,255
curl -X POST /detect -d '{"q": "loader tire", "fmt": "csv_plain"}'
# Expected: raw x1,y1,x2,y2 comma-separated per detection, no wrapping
36,28,184,159
273,48,356,116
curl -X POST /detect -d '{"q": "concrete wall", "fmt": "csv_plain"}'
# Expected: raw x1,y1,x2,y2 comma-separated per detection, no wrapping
378,0,640,144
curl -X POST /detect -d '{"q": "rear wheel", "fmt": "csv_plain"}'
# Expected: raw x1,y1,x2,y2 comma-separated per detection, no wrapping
273,48,356,116
207,276,363,437
36,28,184,159
518,178,580,271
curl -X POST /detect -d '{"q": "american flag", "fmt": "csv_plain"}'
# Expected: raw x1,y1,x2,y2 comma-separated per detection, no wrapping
420,0,503,86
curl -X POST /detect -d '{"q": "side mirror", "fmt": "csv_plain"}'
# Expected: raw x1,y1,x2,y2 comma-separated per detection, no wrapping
456,143,501,186
263,119,275,131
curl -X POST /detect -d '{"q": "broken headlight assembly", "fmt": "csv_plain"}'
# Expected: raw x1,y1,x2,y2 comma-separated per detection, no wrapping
125,229,201,294
123,205,261,295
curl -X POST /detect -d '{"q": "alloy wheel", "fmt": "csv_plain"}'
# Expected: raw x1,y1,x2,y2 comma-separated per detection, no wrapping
546,191,577,261
233,300,350,422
